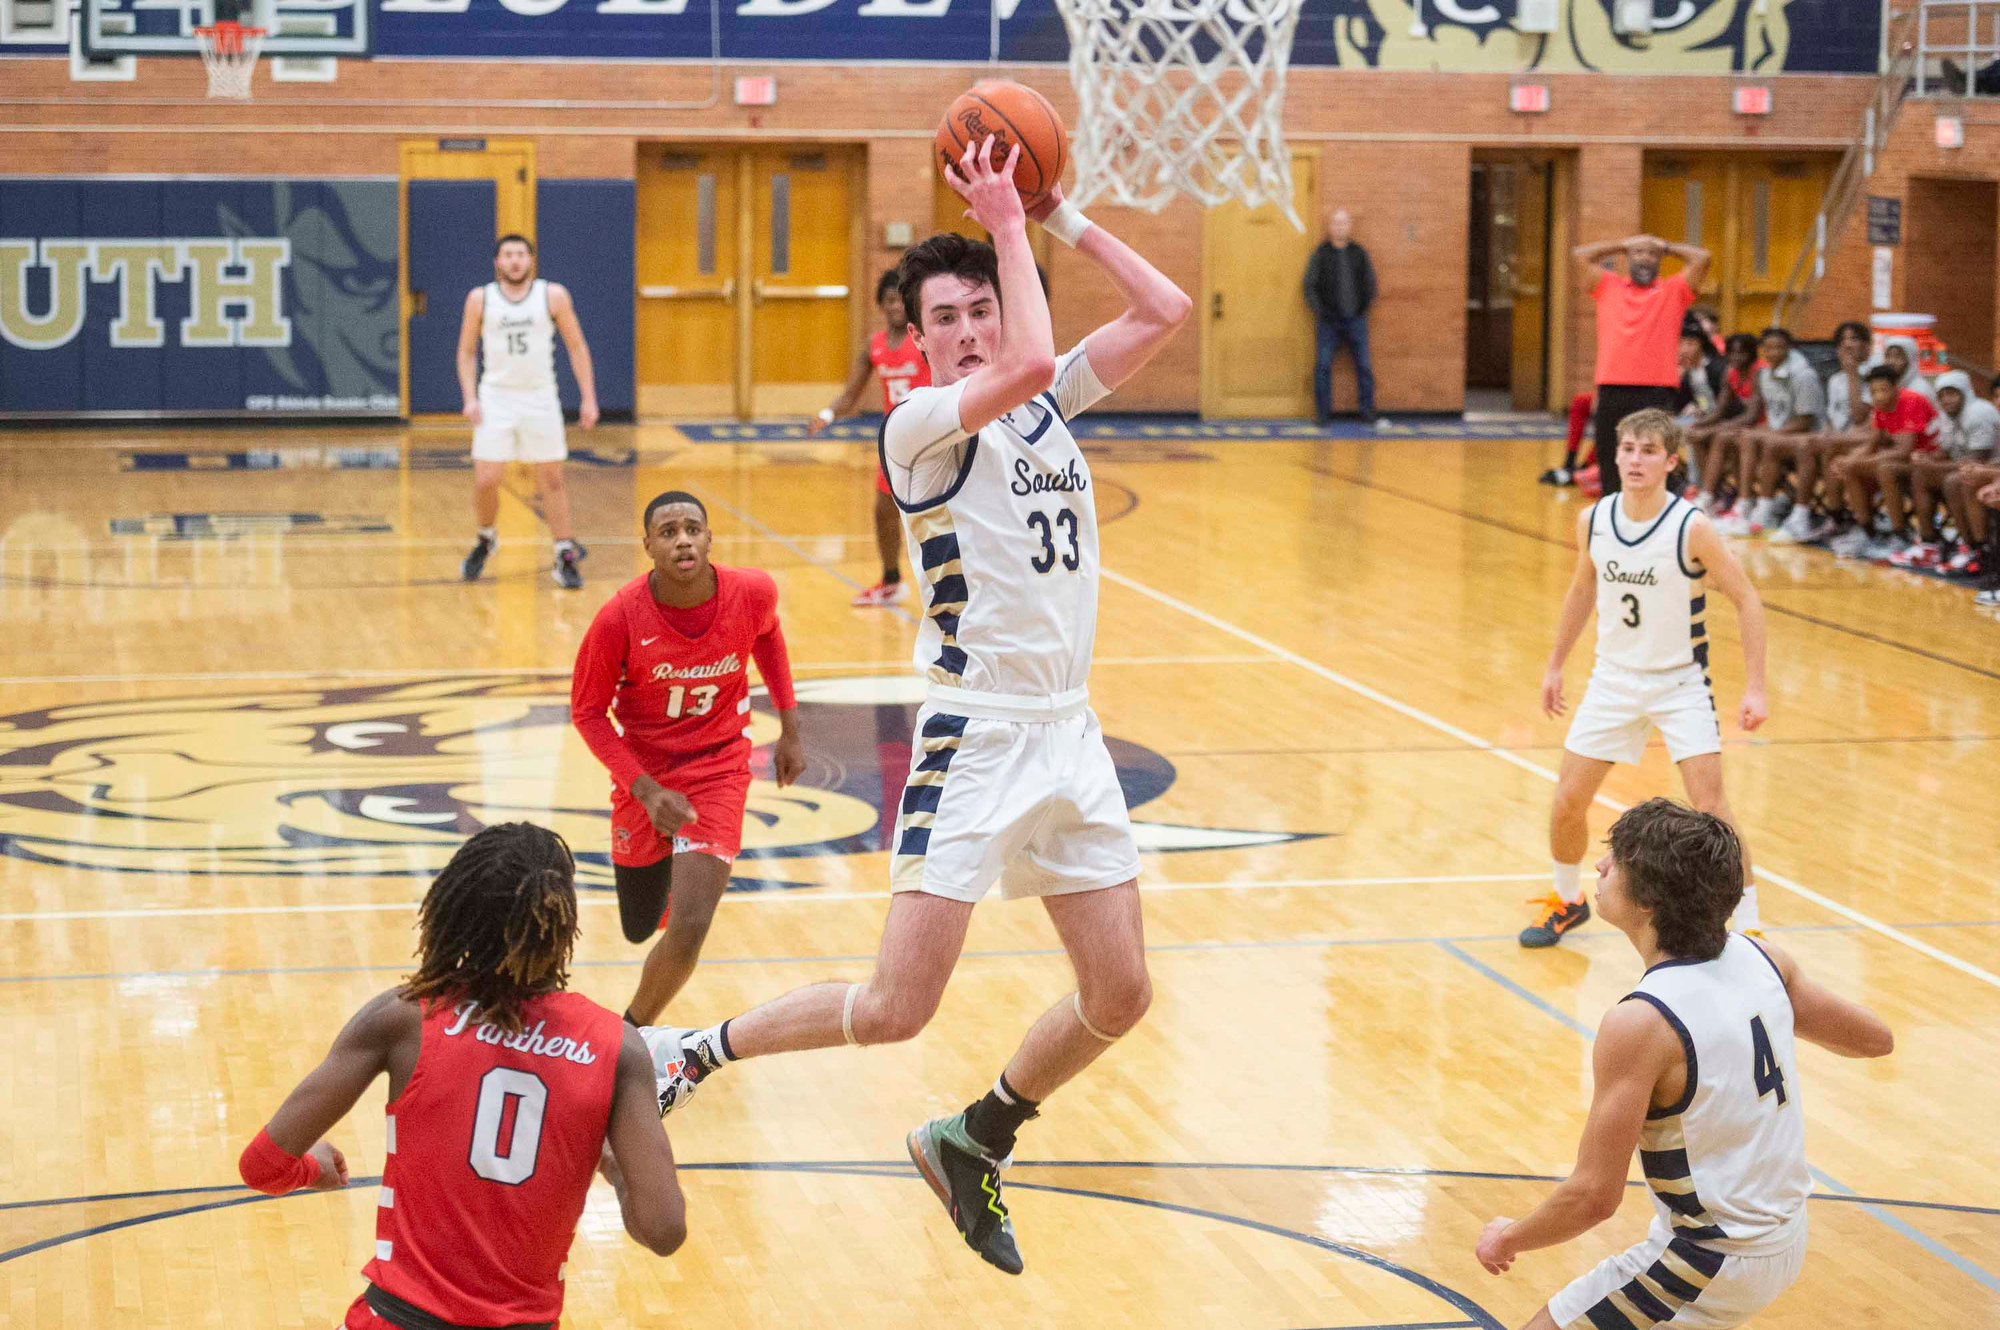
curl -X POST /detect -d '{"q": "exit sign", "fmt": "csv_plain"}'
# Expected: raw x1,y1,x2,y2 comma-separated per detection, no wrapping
1733,86,1772,114
734,76,776,106
1509,84,1549,113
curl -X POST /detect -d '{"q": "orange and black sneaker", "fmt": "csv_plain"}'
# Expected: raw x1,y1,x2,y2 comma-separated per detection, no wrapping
1519,893,1590,948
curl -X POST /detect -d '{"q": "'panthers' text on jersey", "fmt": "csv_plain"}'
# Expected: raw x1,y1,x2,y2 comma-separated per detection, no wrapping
1625,934,1811,1256
1588,493,1706,674
880,343,1111,704
480,279,557,395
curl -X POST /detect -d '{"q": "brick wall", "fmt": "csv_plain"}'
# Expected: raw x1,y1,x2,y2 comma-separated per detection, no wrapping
4,58,1880,412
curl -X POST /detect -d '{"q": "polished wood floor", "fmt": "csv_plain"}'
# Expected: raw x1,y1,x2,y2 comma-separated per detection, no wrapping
3,420,1997,1329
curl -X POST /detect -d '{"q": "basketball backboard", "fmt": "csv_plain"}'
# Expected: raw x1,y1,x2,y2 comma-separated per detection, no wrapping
78,0,367,57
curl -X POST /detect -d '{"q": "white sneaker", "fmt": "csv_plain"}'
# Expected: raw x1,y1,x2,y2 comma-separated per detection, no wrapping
1976,588,2000,607
1800,514,1838,546
1864,533,1910,562
1829,527,1873,558
1748,497,1779,533
1767,506,1812,545
1713,503,1753,537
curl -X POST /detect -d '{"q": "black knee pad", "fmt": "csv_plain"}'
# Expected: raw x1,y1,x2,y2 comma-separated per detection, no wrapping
614,859,672,944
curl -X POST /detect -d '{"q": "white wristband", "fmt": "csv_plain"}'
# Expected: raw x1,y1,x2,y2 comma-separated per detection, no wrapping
1043,200,1093,248
817,407,835,423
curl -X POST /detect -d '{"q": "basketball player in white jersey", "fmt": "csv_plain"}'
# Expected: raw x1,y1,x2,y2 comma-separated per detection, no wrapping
1526,408,1767,949
638,136,1191,1276
455,233,600,590
1478,798,1892,1329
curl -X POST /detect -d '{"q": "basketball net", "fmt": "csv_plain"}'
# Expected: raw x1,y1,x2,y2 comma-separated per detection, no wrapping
1053,0,1304,228
194,21,265,99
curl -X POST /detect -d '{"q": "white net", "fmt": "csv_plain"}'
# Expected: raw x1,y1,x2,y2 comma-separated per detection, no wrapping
194,22,265,99
1054,0,1304,227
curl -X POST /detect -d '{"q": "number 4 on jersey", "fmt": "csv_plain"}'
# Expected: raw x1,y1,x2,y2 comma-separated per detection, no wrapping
1750,1014,1788,1105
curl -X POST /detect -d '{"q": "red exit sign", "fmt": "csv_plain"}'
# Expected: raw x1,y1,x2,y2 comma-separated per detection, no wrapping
1733,86,1772,115
734,76,777,106
1509,84,1549,113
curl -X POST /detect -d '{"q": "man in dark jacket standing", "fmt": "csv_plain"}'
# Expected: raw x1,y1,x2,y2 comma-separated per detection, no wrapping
1303,207,1377,425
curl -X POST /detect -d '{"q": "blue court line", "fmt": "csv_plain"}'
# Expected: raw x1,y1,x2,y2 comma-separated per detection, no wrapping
9,921,2000,987
1435,938,2000,1298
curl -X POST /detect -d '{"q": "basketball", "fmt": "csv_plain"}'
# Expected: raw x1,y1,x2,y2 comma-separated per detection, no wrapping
935,79,1068,207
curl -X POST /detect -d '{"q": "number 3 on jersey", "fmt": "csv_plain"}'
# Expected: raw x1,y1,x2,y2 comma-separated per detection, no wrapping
665,684,718,719
1750,1014,1788,1105
1027,509,1080,574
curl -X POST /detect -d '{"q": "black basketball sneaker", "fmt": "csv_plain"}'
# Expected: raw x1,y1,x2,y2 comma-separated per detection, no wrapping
907,1112,1023,1275
552,546,583,590
461,533,496,582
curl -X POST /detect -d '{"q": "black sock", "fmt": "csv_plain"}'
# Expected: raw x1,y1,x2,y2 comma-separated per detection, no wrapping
623,1009,642,1028
963,1073,1039,1155
882,568,900,585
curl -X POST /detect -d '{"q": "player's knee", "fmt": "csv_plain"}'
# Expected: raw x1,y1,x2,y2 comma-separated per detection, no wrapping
851,984,940,1045
1082,964,1152,1037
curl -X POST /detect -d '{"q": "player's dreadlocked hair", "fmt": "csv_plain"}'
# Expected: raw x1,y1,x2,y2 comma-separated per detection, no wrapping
403,822,580,1034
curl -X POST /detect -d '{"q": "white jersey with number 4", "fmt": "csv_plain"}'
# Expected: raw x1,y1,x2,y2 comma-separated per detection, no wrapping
481,279,557,396
880,343,1111,711
1589,492,1705,674
1626,934,1810,1256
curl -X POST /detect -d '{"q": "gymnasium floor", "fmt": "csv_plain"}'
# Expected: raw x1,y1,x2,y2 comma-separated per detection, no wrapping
3,419,1998,1329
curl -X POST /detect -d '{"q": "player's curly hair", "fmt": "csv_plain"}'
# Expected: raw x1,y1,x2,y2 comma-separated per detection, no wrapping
1607,798,1743,961
403,822,579,1033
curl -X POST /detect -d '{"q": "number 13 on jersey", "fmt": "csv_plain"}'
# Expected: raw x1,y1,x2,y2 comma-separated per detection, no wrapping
665,684,718,719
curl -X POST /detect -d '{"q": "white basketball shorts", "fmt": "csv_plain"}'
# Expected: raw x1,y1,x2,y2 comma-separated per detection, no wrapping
472,387,566,464
1547,1222,1806,1330
890,703,1142,903
1565,659,1721,766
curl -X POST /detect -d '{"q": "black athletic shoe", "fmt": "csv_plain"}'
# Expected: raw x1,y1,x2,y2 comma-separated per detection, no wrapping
1520,894,1590,948
1538,467,1574,487
908,1112,1023,1275
461,535,495,581
552,548,583,590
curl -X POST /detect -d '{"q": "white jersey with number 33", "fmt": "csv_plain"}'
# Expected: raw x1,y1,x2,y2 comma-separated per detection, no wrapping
880,343,1112,706
480,279,557,395
1589,492,1704,674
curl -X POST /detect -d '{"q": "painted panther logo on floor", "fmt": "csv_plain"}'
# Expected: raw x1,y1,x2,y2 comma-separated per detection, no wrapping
0,674,1305,889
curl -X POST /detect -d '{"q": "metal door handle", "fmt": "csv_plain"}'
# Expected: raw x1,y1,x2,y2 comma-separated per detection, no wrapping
753,282,850,300
639,281,735,299
411,290,428,317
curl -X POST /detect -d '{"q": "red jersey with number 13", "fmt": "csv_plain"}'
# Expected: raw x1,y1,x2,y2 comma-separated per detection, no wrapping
870,328,929,412
571,565,797,791
361,991,621,1327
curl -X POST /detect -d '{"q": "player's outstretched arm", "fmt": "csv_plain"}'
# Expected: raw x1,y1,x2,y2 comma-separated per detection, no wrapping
1476,1000,1672,1273
1542,507,1597,719
941,136,1055,435
1685,516,1768,731
604,1025,687,1256
240,988,416,1195
456,288,484,423
1754,939,1894,1058
1027,184,1192,391
548,283,599,429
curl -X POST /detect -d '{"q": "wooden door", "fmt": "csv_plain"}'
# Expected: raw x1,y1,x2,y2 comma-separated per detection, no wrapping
748,147,856,418
1510,161,1552,411
397,139,536,416
635,147,738,418
1734,157,1831,335
1200,152,1317,418
1466,163,1513,392
1641,154,1728,313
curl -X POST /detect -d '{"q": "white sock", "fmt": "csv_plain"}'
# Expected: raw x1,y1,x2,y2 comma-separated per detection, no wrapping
1553,861,1584,905
1735,883,1762,931
699,1020,735,1065
477,526,497,544
554,537,577,555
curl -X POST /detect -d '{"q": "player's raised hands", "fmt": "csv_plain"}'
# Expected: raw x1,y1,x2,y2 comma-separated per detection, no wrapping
945,135,1026,238
631,775,698,839
1540,665,1567,720
306,1140,350,1191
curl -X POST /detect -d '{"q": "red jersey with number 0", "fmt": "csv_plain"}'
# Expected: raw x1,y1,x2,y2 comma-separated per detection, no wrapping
362,991,621,1326
870,329,930,413
571,565,797,792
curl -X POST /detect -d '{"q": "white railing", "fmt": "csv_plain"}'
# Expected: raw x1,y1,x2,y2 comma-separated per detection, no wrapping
1913,0,2000,95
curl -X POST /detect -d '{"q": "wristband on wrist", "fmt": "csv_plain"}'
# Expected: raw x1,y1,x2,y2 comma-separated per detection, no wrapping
239,1127,322,1195
1043,200,1093,248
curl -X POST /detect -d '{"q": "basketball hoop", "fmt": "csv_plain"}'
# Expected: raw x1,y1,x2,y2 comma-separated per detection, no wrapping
193,21,266,99
1053,0,1304,227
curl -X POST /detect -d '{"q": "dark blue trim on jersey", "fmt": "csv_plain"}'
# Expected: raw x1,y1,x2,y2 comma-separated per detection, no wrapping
920,712,969,740
1613,1275,1678,1324
1639,1147,1692,1180
1621,991,1699,1120
1668,1235,1727,1278
879,402,979,515
1742,933,1788,988
1586,496,1605,554
1693,641,1711,669
1608,493,1681,547
1011,395,1058,446
918,532,960,571
901,783,945,816
1676,506,1705,578
1642,1255,1705,1302
929,573,968,606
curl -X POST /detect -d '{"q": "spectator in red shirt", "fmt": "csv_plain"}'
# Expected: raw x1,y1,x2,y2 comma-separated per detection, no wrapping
571,490,807,1025
1574,232,1712,492
1827,367,1940,559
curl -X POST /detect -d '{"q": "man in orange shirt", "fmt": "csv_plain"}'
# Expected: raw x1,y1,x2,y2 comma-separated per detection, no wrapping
1575,234,1712,493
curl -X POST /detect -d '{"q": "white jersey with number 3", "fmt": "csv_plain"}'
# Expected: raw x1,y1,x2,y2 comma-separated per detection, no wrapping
1626,935,1810,1256
480,279,557,395
1590,493,1705,673
880,343,1112,708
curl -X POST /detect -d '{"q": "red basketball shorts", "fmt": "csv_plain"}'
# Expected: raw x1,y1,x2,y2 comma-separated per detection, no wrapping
609,761,752,867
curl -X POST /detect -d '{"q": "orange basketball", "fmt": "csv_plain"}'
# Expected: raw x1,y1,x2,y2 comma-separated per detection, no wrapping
935,79,1068,208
